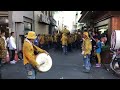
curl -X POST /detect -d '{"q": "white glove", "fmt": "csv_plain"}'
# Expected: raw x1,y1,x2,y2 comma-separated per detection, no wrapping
36,61,45,69
81,51,84,55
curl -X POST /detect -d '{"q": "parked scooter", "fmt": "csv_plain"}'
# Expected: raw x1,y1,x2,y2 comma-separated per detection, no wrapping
110,48,120,76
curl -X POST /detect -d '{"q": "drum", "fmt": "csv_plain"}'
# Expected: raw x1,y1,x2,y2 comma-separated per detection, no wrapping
36,53,52,72
111,30,120,49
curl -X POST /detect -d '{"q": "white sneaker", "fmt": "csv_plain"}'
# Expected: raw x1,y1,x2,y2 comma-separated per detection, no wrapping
13,60,17,63
10,61,16,64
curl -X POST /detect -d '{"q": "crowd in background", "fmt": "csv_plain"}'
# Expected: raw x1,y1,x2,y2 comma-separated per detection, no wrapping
0,26,109,78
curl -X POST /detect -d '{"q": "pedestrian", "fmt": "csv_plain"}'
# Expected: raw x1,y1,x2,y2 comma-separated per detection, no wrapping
89,31,97,64
9,32,17,64
53,32,58,51
61,33,68,55
0,30,7,79
94,37,102,67
68,34,72,52
34,34,40,47
39,34,45,50
23,31,49,79
82,32,92,73
6,36,10,52
1,31,7,64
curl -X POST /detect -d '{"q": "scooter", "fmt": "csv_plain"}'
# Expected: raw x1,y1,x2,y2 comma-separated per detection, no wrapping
110,48,120,76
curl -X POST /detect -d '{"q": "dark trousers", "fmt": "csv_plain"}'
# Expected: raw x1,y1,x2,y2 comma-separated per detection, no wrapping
68,44,72,52
62,45,67,55
54,42,57,50
7,47,9,52
9,50,15,61
0,58,2,79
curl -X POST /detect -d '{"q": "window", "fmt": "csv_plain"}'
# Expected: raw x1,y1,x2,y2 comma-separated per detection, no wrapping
24,22,32,32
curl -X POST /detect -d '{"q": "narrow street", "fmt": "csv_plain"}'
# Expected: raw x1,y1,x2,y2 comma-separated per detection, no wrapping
1,49,119,79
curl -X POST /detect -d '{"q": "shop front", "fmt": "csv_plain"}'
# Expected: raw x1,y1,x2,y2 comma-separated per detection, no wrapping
94,18,110,43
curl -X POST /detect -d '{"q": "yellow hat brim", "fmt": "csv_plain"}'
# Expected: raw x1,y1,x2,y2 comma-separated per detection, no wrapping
27,36,37,40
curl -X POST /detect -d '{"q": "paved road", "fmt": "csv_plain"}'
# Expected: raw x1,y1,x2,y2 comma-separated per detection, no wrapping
1,49,120,79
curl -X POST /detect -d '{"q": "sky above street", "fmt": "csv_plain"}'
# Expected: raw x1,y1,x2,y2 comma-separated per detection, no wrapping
54,11,81,31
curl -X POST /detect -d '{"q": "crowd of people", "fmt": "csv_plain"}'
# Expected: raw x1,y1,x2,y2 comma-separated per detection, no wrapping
0,31,17,65
32,31,83,55
81,29,108,73
0,26,108,79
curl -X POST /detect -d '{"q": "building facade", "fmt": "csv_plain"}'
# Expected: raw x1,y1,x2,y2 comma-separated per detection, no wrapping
0,11,56,51
8,11,34,51
34,11,56,35
34,11,50,34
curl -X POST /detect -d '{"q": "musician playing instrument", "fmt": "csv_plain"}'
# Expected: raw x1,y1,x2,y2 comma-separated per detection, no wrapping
23,31,49,79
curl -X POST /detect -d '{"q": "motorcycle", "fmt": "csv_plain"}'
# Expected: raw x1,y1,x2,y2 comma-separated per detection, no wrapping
110,48,120,76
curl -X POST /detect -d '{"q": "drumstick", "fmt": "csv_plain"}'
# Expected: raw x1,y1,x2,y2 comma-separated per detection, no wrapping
40,62,45,66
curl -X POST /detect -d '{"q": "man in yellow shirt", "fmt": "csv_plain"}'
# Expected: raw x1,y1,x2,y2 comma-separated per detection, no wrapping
61,33,68,55
23,31,49,79
39,34,45,49
53,32,58,50
82,32,92,73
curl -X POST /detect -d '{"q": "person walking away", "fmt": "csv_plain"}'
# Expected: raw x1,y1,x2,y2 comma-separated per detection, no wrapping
82,32,92,73
94,37,102,67
61,33,68,55
9,32,17,64
0,30,7,78
23,31,49,79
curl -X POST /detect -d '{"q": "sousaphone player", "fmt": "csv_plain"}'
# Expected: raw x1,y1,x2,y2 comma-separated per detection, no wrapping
23,31,49,79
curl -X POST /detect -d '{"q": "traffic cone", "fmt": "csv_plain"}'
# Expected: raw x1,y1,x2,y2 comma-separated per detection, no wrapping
14,50,18,62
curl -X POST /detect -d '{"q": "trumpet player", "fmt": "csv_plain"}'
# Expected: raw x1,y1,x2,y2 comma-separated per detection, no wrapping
23,31,49,79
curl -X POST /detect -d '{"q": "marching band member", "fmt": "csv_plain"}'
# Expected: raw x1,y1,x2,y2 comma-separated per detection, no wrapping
23,31,49,79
